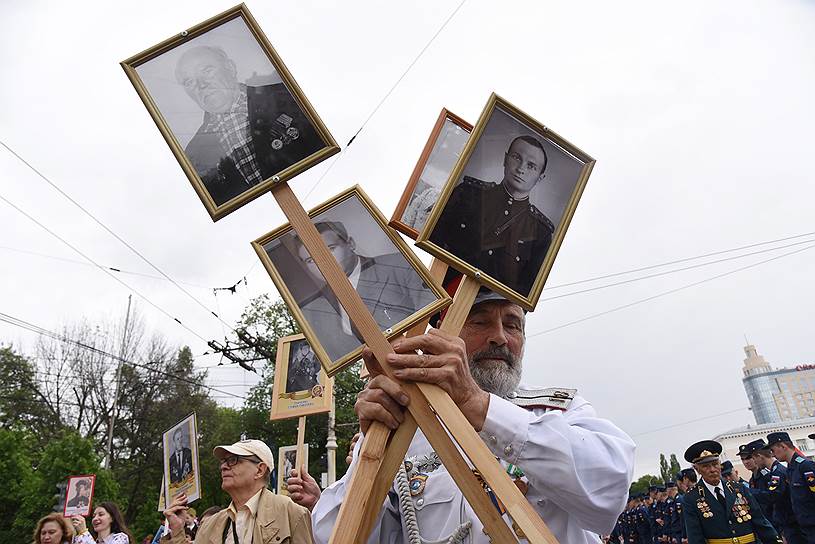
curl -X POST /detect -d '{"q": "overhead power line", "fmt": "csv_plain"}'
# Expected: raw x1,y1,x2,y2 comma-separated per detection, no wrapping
0,192,208,342
302,0,468,203
0,311,247,400
632,407,750,437
0,139,246,339
529,242,815,338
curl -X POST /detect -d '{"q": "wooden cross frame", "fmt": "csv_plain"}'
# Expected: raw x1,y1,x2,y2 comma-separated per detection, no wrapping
270,182,558,544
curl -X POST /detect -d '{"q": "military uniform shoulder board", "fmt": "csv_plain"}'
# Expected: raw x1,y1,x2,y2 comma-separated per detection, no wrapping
528,204,556,233
506,387,576,410
461,175,496,190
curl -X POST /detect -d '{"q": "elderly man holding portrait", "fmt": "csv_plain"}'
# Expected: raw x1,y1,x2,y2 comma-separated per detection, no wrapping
286,288,635,543
163,439,312,544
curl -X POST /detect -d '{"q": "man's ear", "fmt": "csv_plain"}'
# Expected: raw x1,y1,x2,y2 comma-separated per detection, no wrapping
348,237,356,252
256,462,268,480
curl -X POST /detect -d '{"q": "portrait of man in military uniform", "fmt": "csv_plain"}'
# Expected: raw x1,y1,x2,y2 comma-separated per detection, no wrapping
126,9,337,220
420,97,592,304
285,339,320,394
64,475,96,517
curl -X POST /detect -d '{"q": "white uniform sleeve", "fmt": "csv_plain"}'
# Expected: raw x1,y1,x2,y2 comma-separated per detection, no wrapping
479,394,635,534
311,435,402,544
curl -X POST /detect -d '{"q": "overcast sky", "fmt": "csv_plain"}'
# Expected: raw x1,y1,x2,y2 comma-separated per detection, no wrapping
2,0,814,478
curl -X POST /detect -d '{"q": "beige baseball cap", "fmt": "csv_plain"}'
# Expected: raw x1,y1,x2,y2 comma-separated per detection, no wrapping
213,439,274,469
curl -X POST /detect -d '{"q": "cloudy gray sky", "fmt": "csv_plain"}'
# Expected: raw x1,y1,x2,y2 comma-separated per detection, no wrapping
2,0,814,478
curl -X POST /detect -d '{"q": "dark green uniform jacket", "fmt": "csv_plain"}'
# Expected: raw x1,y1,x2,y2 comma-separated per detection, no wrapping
683,479,781,544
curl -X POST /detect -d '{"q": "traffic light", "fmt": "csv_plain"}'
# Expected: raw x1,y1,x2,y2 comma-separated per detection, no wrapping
53,481,68,512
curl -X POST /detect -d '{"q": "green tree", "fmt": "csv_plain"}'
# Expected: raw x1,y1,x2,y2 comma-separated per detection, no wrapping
669,453,681,481
630,473,662,495
13,432,119,541
0,428,38,542
0,346,56,431
659,453,670,483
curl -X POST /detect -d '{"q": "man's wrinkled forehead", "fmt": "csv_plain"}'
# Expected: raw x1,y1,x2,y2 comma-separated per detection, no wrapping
468,299,525,321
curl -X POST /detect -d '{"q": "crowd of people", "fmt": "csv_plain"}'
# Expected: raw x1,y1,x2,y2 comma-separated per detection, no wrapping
27,287,635,543
608,433,815,544
27,285,815,544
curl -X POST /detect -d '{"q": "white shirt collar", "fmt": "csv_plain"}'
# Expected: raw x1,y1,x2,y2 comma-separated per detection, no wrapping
702,478,724,497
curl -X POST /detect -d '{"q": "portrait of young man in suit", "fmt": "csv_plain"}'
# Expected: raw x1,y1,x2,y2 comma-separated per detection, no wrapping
292,220,436,362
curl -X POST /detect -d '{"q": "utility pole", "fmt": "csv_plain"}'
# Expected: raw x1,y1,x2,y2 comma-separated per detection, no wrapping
327,395,337,485
104,295,132,469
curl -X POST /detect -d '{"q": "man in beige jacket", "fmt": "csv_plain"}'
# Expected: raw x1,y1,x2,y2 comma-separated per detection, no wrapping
163,439,313,544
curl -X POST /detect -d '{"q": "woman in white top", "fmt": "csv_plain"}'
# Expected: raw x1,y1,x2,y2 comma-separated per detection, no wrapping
71,502,133,544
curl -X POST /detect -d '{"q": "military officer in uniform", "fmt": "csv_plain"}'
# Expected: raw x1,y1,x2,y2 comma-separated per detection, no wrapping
429,135,555,295
723,460,751,491
682,440,781,544
742,440,777,531
767,432,815,541
748,438,804,543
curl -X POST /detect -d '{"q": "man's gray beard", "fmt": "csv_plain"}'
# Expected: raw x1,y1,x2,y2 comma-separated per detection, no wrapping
468,345,523,397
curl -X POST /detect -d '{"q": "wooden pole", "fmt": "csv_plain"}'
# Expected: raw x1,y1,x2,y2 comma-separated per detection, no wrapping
295,416,307,474
269,184,555,543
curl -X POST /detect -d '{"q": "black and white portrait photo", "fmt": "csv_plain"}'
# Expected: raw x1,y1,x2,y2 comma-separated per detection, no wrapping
419,94,594,308
254,187,450,375
286,339,320,394
162,413,201,503
270,334,333,420
168,427,193,484
277,444,308,496
391,109,471,239
122,6,338,220
64,475,96,517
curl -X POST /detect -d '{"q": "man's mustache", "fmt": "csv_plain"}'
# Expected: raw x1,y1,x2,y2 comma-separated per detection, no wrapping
471,345,516,365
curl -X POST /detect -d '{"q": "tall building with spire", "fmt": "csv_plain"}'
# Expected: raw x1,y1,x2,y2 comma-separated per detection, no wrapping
742,344,815,424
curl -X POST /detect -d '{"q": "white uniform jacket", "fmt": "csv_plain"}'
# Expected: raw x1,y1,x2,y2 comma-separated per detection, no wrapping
312,385,636,543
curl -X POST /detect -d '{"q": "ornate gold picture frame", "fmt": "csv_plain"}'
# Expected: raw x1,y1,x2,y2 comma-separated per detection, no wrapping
270,333,333,421
417,93,595,311
252,185,451,376
121,4,339,221
389,108,472,240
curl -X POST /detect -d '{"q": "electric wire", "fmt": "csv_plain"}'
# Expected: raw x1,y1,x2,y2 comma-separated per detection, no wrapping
0,191,209,342
0,311,247,400
301,0,468,203
528,242,815,338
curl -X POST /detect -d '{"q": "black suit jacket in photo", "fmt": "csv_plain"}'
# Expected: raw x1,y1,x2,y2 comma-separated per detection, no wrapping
169,447,193,484
430,176,554,296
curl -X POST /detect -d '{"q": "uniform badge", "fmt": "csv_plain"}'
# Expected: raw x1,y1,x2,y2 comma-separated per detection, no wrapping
409,474,428,497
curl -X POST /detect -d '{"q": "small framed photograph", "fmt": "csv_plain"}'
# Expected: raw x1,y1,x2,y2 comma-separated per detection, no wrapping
252,186,451,375
277,444,309,496
390,109,472,240
121,4,339,221
64,475,96,517
270,334,333,420
417,93,595,310
162,413,202,504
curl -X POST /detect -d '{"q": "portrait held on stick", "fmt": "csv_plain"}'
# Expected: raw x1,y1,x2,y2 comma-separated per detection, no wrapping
63,474,96,518
270,334,333,420
278,444,309,496
121,4,339,221
389,108,471,239
252,186,451,375
418,93,595,309
162,413,201,504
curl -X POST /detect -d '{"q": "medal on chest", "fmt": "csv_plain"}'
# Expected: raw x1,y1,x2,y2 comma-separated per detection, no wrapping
732,491,751,522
